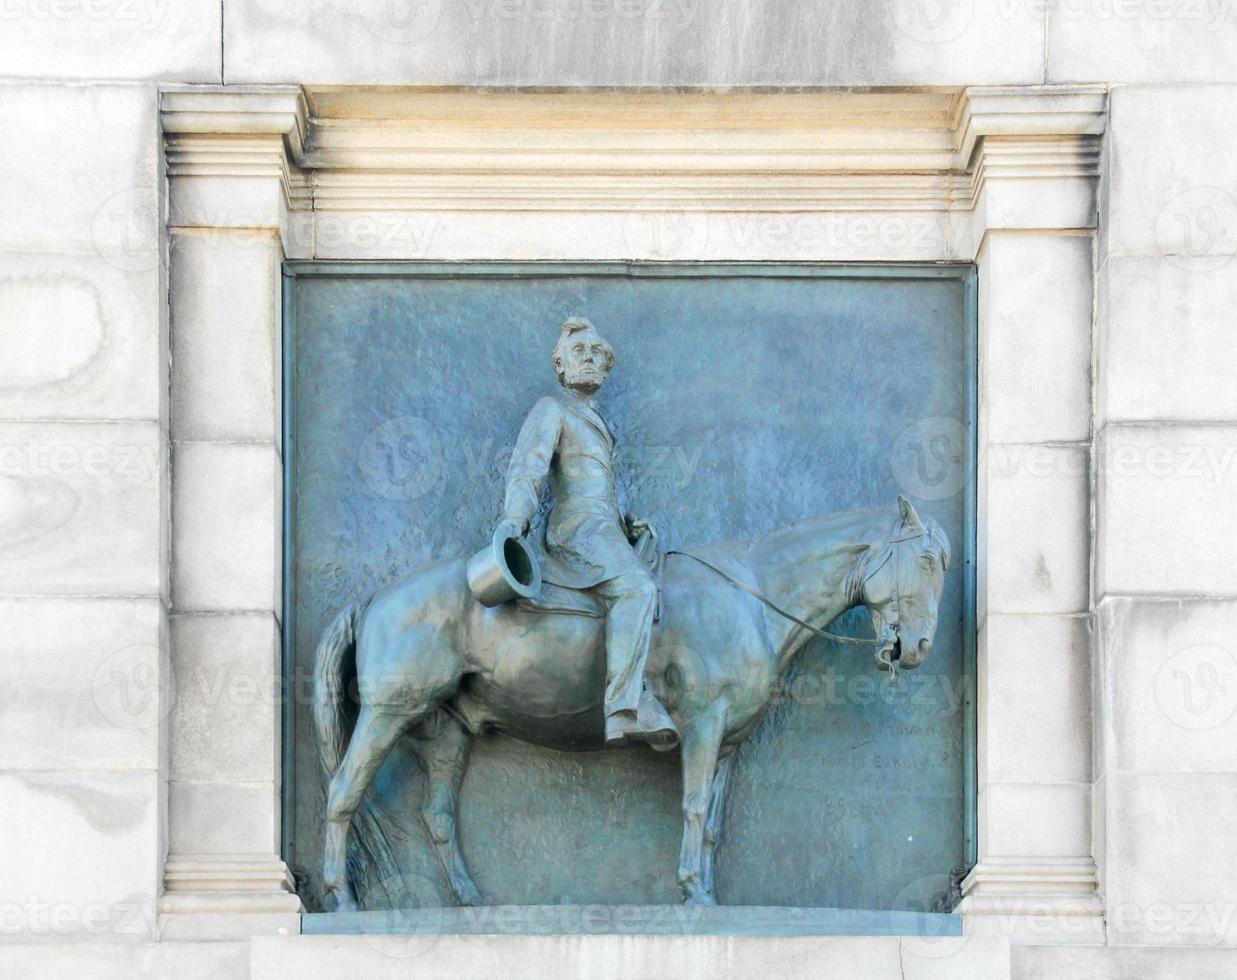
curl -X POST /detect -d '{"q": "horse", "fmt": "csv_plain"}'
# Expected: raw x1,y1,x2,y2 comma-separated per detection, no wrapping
312,496,950,911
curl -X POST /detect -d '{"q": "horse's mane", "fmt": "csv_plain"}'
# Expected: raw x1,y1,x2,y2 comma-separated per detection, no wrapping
689,503,951,581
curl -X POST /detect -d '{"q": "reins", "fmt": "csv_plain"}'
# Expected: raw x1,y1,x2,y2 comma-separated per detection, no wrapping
666,527,926,650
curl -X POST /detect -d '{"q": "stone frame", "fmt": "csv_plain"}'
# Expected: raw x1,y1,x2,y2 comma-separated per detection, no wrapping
159,85,1107,943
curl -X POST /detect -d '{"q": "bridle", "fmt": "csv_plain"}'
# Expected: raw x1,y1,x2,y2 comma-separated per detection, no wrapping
667,524,928,680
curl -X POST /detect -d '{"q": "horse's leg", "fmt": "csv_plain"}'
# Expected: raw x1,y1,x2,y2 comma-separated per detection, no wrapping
323,705,416,912
407,710,481,907
676,704,726,906
699,747,735,904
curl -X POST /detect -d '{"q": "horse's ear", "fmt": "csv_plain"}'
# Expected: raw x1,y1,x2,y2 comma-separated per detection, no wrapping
897,494,924,531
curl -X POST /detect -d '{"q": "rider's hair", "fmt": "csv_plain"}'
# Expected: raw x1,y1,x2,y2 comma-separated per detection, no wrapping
553,317,615,384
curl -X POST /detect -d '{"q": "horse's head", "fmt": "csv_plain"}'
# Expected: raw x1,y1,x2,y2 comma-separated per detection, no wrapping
859,496,951,674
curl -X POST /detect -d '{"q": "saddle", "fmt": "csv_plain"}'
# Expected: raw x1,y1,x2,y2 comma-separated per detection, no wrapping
515,529,663,620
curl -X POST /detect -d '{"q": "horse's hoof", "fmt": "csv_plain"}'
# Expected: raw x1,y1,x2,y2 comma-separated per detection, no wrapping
326,890,360,914
453,881,483,907
682,892,718,908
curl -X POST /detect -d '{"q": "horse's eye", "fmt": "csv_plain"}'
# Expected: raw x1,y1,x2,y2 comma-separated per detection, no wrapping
920,554,935,571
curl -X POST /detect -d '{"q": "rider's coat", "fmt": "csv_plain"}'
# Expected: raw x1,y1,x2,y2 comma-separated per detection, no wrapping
503,392,647,589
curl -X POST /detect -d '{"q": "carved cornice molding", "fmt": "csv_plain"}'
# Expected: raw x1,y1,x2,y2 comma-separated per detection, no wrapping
161,85,1107,217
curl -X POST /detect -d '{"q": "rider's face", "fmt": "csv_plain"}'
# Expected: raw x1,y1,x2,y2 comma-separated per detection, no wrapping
558,333,612,392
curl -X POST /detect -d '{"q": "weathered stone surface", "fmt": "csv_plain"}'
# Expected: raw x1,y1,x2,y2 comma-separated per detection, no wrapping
0,770,161,942
1098,771,1237,947
169,613,279,783
171,441,280,613
0,597,166,772
252,933,1012,980
223,0,1044,87
0,83,159,262
168,780,279,856
1096,424,1237,597
0,253,162,422
1048,4,1237,84
980,234,1092,444
0,421,164,597
0,1,220,82
980,614,1091,785
983,444,1089,614
0,941,249,979
1098,255,1237,423
170,231,281,445
1014,944,1237,980
1098,597,1237,774
981,782,1092,859
1105,85,1237,258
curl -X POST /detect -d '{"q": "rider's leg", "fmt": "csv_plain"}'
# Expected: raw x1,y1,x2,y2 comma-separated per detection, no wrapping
595,567,658,720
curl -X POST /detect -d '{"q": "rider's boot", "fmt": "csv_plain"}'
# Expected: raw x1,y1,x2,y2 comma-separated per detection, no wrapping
605,690,678,751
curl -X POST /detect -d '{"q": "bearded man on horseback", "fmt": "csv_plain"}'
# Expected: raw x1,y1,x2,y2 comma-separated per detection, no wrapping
495,316,678,748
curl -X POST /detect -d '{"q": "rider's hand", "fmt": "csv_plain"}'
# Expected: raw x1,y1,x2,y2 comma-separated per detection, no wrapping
496,517,525,542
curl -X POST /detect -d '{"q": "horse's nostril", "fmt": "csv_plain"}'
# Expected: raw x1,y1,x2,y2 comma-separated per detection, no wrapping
918,637,932,657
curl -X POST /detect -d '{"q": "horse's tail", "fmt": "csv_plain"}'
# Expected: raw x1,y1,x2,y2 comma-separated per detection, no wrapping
312,600,366,778
311,598,409,906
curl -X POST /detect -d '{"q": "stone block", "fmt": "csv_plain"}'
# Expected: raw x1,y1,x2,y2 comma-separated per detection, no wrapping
168,780,279,856
1048,5,1237,84
223,0,1043,87
0,770,160,941
1096,424,1237,596
1100,771,1237,946
984,444,1089,614
251,933,1012,980
0,420,164,596
1013,944,1237,980
1098,596,1237,774
0,253,162,422
171,441,280,612
1105,85,1237,259
170,231,281,445
1098,255,1237,423
170,613,280,783
980,614,1091,785
980,234,1092,444
0,941,249,979
0,597,166,772
0,83,159,264
981,782,1092,859
0,1,219,82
